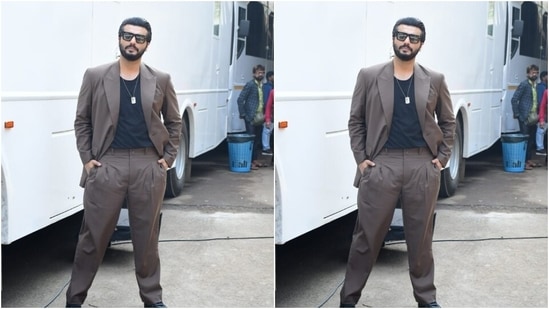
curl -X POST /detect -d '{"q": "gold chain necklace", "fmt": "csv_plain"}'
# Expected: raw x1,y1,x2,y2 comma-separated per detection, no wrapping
122,76,139,104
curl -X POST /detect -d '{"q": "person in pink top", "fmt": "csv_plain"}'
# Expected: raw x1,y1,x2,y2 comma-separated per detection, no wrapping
262,89,274,155
536,89,547,161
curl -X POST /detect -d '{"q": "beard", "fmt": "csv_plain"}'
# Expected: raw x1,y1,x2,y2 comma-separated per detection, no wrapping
528,75,538,82
119,43,146,61
393,42,421,61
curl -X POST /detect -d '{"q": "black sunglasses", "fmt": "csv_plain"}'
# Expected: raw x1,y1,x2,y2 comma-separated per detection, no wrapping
120,31,148,44
394,31,422,44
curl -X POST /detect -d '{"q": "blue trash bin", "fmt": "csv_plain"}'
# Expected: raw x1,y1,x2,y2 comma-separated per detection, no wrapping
501,134,528,173
227,134,255,173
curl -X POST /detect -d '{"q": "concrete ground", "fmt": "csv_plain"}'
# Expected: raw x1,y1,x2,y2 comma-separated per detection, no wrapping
275,144,548,308
1,143,274,308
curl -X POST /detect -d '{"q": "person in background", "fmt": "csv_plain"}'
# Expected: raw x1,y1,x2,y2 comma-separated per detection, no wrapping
340,17,455,308
67,17,181,308
238,64,266,170
263,71,274,103
262,71,274,155
536,71,547,100
537,89,547,165
511,64,540,169
263,89,274,159
535,71,547,155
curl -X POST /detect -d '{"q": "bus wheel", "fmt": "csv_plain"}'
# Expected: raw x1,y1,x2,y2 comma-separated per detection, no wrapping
439,119,464,198
165,117,191,198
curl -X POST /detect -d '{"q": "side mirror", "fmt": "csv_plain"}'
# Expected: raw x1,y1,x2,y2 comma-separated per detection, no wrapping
238,20,250,37
512,20,524,37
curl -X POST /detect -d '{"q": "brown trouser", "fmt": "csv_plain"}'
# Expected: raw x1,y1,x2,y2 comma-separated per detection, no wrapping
66,147,166,305
340,147,439,305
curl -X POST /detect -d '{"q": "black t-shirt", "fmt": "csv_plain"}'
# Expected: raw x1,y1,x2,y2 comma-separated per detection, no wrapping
110,76,154,149
384,75,427,149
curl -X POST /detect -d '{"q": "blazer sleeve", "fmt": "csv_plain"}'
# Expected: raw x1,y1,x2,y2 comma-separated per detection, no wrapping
74,68,95,164
348,69,369,165
161,74,182,167
511,82,526,118
237,82,252,118
434,74,456,167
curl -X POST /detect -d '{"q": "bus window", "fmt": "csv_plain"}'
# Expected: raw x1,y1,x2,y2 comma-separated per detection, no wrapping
267,11,274,60
237,6,246,59
520,2,546,60
542,11,547,60
246,1,269,59
213,2,220,37
487,1,494,36
511,7,520,60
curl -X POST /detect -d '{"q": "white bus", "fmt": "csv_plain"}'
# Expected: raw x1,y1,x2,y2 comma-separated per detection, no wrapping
1,1,273,244
274,1,547,244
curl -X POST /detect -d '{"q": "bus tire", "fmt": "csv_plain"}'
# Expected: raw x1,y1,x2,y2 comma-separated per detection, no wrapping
165,117,191,198
439,118,464,198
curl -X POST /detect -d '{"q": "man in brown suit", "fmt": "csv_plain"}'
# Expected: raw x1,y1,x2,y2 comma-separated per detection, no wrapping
340,17,455,308
66,17,181,308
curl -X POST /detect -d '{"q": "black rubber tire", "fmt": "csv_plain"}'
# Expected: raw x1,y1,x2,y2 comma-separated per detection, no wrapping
439,119,464,198
165,118,191,198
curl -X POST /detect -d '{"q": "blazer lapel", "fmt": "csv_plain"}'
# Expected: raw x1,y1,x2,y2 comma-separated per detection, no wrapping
377,61,395,128
414,63,430,131
140,64,156,131
104,62,121,128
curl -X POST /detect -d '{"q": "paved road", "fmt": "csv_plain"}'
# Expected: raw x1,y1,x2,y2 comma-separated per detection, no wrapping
2,141,546,308
275,143,548,308
1,142,274,308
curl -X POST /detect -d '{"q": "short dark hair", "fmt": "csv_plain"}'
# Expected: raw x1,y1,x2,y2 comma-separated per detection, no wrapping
527,64,539,73
253,65,265,73
540,71,547,79
118,17,152,42
266,71,274,79
392,17,426,42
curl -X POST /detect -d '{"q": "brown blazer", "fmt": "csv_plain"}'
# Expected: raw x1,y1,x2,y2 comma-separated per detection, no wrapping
74,61,182,187
348,61,455,187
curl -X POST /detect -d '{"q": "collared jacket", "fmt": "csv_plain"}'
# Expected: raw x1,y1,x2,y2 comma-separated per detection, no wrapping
237,79,263,123
512,79,537,123
348,61,456,188
74,61,182,187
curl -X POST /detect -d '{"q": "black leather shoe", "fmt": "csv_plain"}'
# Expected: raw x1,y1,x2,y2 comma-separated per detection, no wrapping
340,304,355,308
65,304,81,308
144,302,167,308
418,301,441,308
